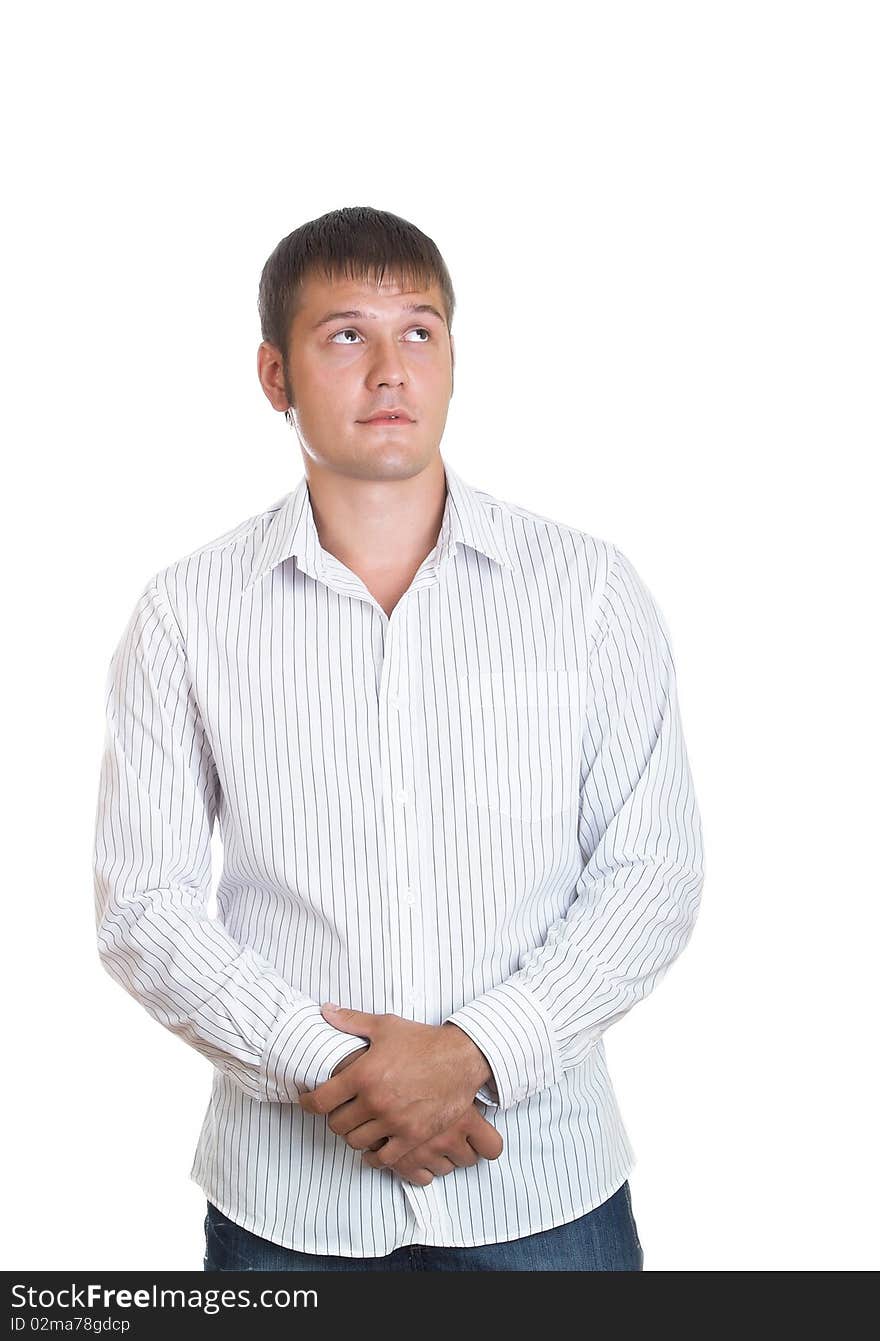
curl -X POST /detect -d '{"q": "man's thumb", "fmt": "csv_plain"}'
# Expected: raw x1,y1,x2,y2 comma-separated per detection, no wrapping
321,1003,373,1034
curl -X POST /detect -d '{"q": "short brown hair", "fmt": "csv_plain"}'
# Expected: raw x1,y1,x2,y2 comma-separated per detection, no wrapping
258,205,456,367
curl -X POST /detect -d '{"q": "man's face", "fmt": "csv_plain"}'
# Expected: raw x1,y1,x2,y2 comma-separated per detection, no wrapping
262,270,455,481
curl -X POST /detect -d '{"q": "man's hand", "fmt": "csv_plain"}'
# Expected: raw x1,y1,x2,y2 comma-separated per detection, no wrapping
329,1043,503,1184
329,1040,503,1184
363,1103,504,1185
299,1004,494,1168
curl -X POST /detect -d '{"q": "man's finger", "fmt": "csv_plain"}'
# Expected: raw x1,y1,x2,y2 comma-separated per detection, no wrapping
365,1134,421,1168
299,1070,361,1115
467,1126,504,1160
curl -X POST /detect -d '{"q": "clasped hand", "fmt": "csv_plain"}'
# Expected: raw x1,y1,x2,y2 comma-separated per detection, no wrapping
298,1004,503,1180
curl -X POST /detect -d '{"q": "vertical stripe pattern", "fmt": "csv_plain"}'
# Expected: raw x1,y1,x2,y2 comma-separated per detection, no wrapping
92,458,704,1256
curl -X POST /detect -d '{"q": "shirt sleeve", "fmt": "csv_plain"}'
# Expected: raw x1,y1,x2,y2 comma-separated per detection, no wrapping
443,545,705,1110
92,575,366,1104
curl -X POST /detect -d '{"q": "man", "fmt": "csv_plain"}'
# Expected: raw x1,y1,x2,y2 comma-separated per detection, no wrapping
93,206,704,1272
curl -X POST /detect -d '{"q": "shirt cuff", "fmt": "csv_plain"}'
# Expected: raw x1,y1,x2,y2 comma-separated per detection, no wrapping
443,977,565,1109
260,1004,369,1103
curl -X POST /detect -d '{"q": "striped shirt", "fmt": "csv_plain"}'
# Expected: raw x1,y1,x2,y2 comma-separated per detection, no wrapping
92,457,704,1257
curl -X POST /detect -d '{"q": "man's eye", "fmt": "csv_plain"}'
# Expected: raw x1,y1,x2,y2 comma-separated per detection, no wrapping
328,327,431,345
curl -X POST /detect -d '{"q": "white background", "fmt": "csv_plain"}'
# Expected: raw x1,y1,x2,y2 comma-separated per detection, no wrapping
2,1,877,1271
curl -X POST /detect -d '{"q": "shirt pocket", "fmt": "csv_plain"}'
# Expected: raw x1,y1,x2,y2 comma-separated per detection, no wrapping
457,669,584,821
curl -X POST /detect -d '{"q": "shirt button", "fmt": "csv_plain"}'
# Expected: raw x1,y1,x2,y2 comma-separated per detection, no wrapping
404,889,417,905
389,694,402,710
395,787,408,803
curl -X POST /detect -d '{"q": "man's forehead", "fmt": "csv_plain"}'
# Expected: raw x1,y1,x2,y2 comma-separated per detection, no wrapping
297,270,443,312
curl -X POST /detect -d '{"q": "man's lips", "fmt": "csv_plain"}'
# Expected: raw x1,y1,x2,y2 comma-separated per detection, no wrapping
359,418,415,426
358,411,415,424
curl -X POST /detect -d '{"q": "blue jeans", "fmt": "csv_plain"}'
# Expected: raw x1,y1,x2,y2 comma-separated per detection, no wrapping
203,1180,643,1271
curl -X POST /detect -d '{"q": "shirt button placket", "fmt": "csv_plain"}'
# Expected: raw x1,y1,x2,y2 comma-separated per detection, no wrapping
381,601,419,1021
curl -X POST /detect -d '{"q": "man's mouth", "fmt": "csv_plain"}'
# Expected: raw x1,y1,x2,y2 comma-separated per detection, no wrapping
358,409,415,424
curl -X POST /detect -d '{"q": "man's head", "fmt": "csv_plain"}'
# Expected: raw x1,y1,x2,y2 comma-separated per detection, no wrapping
257,206,456,483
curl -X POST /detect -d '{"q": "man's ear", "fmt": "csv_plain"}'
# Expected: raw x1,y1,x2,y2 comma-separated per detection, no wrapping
257,339,295,415
450,333,455,396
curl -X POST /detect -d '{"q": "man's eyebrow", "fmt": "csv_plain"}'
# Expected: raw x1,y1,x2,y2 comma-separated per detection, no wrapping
312,303,447,330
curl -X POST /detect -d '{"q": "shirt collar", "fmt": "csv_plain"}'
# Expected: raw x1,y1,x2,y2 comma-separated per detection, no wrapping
244,457,515,591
